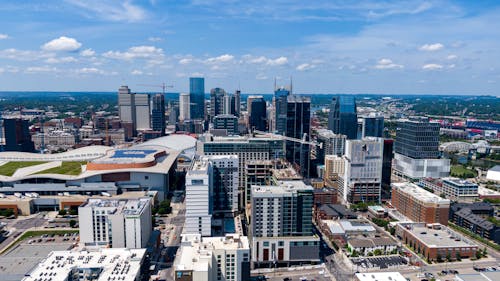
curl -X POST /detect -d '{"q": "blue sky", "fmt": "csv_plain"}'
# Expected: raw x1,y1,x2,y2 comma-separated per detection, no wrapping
0,0,499,95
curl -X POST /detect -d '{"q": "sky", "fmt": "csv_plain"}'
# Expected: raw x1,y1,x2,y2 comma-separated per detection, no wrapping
0,0,499,95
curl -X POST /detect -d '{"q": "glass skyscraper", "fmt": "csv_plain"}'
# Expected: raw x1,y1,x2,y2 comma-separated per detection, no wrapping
328,95,358,139
273,87,290,134
151,94,165,135
189,77,205,120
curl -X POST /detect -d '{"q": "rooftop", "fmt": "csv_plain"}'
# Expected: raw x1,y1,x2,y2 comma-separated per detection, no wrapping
443,177,478,187
22,248,146,281
355,272,407,281
456,272,500,281
82,198,151,216
392,182,450,205
401,223,477,248
251,180,313,197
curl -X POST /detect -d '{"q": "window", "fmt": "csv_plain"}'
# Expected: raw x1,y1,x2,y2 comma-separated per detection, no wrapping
263,241,269,247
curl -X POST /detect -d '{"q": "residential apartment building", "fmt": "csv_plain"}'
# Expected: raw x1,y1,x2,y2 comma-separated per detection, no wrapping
78,198,152,249
420,177,478,201
203,155,239,213
185,158,213,236
391,182,450,225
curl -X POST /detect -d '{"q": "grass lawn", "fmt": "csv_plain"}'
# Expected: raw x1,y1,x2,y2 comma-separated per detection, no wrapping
450,165,477,178
0,161,47,176
35,161,86,175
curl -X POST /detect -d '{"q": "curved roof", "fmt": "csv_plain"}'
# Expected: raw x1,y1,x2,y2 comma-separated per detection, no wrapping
0,145,112,162
133,134,197,152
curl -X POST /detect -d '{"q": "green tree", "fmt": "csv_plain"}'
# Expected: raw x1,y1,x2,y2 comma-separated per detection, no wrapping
69,220,77,228
58,209,67,216
69,208,78,216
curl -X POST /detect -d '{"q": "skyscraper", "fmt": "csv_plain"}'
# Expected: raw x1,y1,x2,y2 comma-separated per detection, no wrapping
248,96,267,131
286,95,311,177
328,95,358,139
210,87,226,121
118,85,136,138
2,118,34,152
393,117,450,180
185,158,213,236
179,93,190,121
316,129,346,164
213,114,238,135
234,90,241,117
151,94,165,135
189,77,205,120
134,93,151,131
361,114,385,138
273,87,290,134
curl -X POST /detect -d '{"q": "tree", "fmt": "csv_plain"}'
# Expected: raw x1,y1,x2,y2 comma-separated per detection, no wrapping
482,247,488,257
456,252,461,261
475,250,482,260
69,208,78,216
446,252,452,262
69,220,77,228
58,209,67,216
437,254,443,263
373,249,383,256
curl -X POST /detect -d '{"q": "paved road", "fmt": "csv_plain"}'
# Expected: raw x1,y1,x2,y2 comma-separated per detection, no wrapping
162,201,186,280
0,213,48,253
261,267,333,281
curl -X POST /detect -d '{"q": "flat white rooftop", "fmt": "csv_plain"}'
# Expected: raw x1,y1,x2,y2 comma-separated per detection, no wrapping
22,248,146,281
355,272,407,281
392,182,450,205
82,198,150,216
251,180,313,197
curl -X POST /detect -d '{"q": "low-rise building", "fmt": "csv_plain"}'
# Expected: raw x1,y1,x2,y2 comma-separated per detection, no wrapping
355,272,407,281
420,178,478,201
391,182,450,225
79,197,152,249
396,223,478,262
174,234,250,281
313,188,338,205
449,204,500,244
486,165,500,182
347,236,398,256
22,248,147,281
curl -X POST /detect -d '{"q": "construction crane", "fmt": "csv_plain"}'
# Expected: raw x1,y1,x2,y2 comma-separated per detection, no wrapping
137,83,174,94
252,130,322,148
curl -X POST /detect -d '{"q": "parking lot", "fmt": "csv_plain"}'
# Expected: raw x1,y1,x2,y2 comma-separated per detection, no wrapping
351,255,408,270
0,233,76,281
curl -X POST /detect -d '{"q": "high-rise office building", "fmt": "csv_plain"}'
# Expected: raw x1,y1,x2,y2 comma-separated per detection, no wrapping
234,90,241,117
272,87,290,134
361,114,384,138
134,93,151,131
213,114,238,135
2,118,34,152
78,198,152,248
179,93,190,121
189,77,205,120
316,129,346,162
250,181,319,266
393,117,450,180
118,85,136,138
286,95,311,177
185,158,213,236
248,96,267,131
328,95,358,139
381,139,394,200
340,137,384,203
210,87,226,121
151,94,165,135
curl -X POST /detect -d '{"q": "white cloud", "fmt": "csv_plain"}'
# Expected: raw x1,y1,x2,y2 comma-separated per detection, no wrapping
266,56,288,66
76,67,105,74
45,56,78,64
103,45,164,60
0,34,8,40
25,66,58,74
205,54,234,63
446,54,458,60
191,72,204,77
256,73,268,80
296,63,315,71
244,55,268,64
419,43,444,52
42,36,82,52
66,0,147,22
148,37,162,42
131,69,143,75
80,48,95,57
374,58,403,69
422,63,444,70
179,58,193,65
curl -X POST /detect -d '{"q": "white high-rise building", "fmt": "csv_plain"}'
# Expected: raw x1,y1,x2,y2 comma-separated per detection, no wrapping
174,233,250,281
78,198,152,249
185,158,213,236
118,85,135,126
134,93,151,130
179,93,191,121
340,137,384,203
203,155,239,213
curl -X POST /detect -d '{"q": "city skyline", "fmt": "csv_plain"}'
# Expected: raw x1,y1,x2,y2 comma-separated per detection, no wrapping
0,1,498,95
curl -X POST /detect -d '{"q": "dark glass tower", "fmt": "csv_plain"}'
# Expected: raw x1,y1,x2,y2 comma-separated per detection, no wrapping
362,115,384,138
273,87,290,135
328,95,358,139
209,87,226,121
189,77,205,120
2,118,34,152
248,97,267,131
151,94,166,135
286,95,311,177
395,117,440,159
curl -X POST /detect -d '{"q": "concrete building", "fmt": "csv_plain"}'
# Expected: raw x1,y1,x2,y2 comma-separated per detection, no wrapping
486,165,500,182
393,117,450,181
118,85,136,134
210,88,226,121
396,223,478,262
179,93,191,121
250,181,319,267
316,129,346,162
185,158,213,236
347,236,397,256
244,160,274,206
79,198,152,248
174,234,250,281
355,272,407,281
340,137,383,203
429,178,478,201
391,182,450,225
324,155,345,189
134,93,151,131
203,155,239,213
22,248,146,281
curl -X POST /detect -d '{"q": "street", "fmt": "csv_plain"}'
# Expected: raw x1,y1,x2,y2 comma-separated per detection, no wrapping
0,213,48,253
